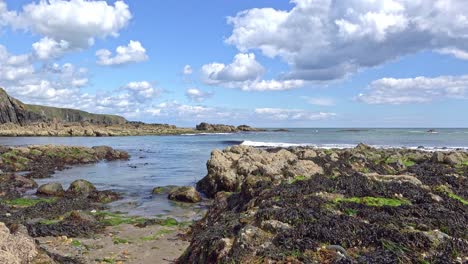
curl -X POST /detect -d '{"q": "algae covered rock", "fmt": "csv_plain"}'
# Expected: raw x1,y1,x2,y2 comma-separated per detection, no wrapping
67,179,97,195
152,185,177,195
168,186,202,203
36,182,65,197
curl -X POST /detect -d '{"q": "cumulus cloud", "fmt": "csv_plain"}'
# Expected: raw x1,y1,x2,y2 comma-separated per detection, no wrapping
226,0,468,81
183,65,193,75
4,0,131,58
357,75,468,104
122,81,159,100
255,108,336,121
96,41,148,66
201,53,303,91
185,88,212,102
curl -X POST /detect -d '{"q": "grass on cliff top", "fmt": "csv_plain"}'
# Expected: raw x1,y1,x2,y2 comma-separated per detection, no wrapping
1,197,57,207
334,196,411,207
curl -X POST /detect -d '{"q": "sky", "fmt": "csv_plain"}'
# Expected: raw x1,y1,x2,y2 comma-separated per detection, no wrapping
0,0,467,128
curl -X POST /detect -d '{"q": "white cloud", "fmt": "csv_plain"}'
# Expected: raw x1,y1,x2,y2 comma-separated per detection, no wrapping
226,0,468,81
122,81,159,100
183,65,193,75
32,37,70,60
202,53,264,84
97,40,148,66
185,88,212,102
437,47,468,60
4,0,131,58
357,75,468,104
302,97,335,106
255,108,336,121
201,53,303,91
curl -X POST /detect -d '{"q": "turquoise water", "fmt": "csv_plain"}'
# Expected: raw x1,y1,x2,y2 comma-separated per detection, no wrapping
1,128,467,216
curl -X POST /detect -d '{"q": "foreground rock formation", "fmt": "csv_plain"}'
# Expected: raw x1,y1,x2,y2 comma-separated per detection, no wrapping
181,145,468,263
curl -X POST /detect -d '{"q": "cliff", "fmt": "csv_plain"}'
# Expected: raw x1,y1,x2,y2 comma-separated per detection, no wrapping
0,88,127,125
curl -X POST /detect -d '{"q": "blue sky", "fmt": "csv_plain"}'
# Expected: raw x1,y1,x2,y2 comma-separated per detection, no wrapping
0,0,467,127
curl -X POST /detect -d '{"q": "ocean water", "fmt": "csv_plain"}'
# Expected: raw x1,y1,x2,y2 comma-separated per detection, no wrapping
1,128,467,216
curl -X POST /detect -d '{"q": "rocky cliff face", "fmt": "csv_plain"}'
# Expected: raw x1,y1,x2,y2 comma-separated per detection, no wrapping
0,88,126,125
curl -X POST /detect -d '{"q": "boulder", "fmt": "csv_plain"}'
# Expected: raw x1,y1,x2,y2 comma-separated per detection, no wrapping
443,152,465,165
67,179,96,195
152,185,177,195
168,186,202,203
36,182,65,196
0,222,38,264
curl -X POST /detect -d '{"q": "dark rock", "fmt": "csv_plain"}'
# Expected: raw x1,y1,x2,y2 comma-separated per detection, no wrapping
168,186,202,203
67,180,96,196
36,182,65,197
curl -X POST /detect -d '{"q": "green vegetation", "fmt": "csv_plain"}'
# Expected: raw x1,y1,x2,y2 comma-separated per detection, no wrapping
1,197,56,207
344,208,358,216
289,175,308,184
384,156,415,167
381,239,409,254
334,196,411,207
71,240,82,247
94,211,147,226
141,229,173,241
435,185,468,205
112,237,130,244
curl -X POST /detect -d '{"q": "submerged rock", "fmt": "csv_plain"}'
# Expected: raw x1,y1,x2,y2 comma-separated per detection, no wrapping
152,185,177,195
36,182,65,197
168,186,202,203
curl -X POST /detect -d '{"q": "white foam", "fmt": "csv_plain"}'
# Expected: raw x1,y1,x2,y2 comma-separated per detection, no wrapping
182,132,234,136
240,141,468,152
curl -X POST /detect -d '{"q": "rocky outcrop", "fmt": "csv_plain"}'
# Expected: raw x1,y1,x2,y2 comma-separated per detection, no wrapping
168,186,202,203
0,87,126,125
36,182,65,197
0,144,129,173
0,222,38,264
196,122,264,133
181,145,468,263
67,180,97,196
197,145,324,197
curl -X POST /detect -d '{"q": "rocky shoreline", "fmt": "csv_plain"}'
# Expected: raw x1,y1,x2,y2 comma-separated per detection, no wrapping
0,144,199,263
1,143,467,263
181,144,468,263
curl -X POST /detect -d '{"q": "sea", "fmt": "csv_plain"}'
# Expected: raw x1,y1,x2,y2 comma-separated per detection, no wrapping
1,128,467,217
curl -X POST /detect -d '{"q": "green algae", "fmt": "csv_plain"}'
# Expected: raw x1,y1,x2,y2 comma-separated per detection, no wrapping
1,197,56,207
334,196,411,207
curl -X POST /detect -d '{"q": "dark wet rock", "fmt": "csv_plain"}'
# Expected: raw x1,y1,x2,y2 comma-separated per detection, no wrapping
27,210,102,238
0,174,37,198
37,182,65,197
180,146,468,263
168,186,202,203
196,122,264,132
152,185,177,195
67,180,96,196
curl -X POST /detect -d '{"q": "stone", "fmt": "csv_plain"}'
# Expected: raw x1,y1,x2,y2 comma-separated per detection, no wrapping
432,152,445,163
0,222,38,264
152,185,177,195
36,182,65,196
168,186,202,203
67,179,97,195
443,152,465,165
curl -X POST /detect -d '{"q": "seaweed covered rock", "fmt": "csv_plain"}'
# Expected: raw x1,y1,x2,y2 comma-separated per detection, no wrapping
168,186,202,203
0,222,38,263
152,185,177,195
67,179,96,196
181,146,468,263
0,174,37,198
0,144,129,173
36,182,65,197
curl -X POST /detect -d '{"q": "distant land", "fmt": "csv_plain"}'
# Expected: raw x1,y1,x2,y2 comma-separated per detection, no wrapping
0,87,262,136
